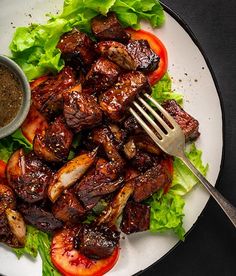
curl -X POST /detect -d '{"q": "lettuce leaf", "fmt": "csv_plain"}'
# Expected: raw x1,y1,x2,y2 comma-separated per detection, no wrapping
0,129,32,162
10,0,164,81
151,73,183,105
37,232,61,276
148,190,185,240
148,144,208,239
171,144,209,196
13,226,60,276
13,226,39,258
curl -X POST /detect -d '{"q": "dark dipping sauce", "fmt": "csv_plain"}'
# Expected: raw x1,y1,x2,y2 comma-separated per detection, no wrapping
0,64,23,127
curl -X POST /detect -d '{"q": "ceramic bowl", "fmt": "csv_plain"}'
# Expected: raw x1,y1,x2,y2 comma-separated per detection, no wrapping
0,55,30,139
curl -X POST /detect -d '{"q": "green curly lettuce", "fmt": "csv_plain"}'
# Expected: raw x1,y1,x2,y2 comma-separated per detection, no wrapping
10,0,165,80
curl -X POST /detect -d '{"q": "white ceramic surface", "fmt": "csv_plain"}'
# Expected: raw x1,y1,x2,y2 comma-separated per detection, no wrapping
0,1,223,276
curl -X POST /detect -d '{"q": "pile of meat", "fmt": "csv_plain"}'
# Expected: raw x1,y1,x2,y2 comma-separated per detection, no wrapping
0,13,200,260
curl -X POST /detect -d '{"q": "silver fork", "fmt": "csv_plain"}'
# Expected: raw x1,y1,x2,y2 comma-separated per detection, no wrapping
129,93,236,228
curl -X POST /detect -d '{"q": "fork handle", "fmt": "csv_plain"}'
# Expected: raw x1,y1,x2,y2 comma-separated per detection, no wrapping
180,153,236,228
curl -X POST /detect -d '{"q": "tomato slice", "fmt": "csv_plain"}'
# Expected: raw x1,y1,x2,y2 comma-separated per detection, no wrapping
51,227,120,276
21,105,48,144
126,28,168,86
0,160,6,179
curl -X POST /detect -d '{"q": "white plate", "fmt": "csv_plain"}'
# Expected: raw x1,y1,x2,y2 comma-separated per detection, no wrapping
0,1,223,275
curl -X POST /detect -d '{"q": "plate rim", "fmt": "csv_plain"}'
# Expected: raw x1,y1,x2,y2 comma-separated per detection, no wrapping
135,2,226,275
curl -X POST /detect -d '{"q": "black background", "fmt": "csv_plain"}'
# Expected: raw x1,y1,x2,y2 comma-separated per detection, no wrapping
140,0,236,275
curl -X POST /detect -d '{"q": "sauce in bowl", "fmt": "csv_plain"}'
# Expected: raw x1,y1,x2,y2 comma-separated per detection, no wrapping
0,64,23,128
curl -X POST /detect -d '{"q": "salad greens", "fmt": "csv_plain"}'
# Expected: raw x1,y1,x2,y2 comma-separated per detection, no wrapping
0,129,32,162
0,0,209,275
148,144,208,240
151,73,183,106
13,226,60,276
10,0,165,80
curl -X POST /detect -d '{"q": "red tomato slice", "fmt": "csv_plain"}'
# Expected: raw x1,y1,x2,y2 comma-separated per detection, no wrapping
51,227,120,276
126,28,168,86
21,105,48,144
0,160,6,179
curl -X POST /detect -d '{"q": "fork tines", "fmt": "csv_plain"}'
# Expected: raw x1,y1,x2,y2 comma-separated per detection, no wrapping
129,93,180,146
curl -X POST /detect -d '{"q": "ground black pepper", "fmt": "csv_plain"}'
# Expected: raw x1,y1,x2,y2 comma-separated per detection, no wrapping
0,64,23,127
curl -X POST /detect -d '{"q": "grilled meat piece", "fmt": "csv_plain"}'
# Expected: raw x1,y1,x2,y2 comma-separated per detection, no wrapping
76,159,123,210
63,84,103,132
19,204,62,233
74,224,120,259
126,40,159,73
132,163,171,202
99,71,150,121
57,29,96,72
0,184,16,214
162,100,200,141
91,12,130,43
31,67,76,119
34,116,73,163
90,127,125,181
91,126,125,170
131,150,155,172
133,133,162,155
83,58,121,95
48,148,98,202
120,201,150,234
6,149,53,203
123,115,142,134
95,41,137,70
123,138,136,159
108,124,127,149
52,190,85,223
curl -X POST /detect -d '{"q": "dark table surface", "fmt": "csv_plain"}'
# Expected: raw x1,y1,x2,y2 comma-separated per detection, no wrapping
141,0,236,275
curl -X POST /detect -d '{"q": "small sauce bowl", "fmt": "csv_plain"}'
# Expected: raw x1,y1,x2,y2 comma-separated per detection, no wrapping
0,55,31,139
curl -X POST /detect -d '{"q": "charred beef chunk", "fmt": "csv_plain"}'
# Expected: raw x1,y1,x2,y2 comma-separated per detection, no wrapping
133,133,162,155
95,41,137,70
126,40,160,73
57,29,96,72
123,115,142,134
83,57,121,95
52,190,85,223
120,201,150,234
123,138,136,159
63,84,103,132
76,159,123,210
131,150,156,172
99,71,150,121
74,224,120,259
108,124,127,149
33,116,73,163
162,100,200,141
90,126,125,170
132,163,171,202
32,67,76,119
91,12,130,43
19,204,62,233
0,184,16,214
6,149,53,203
